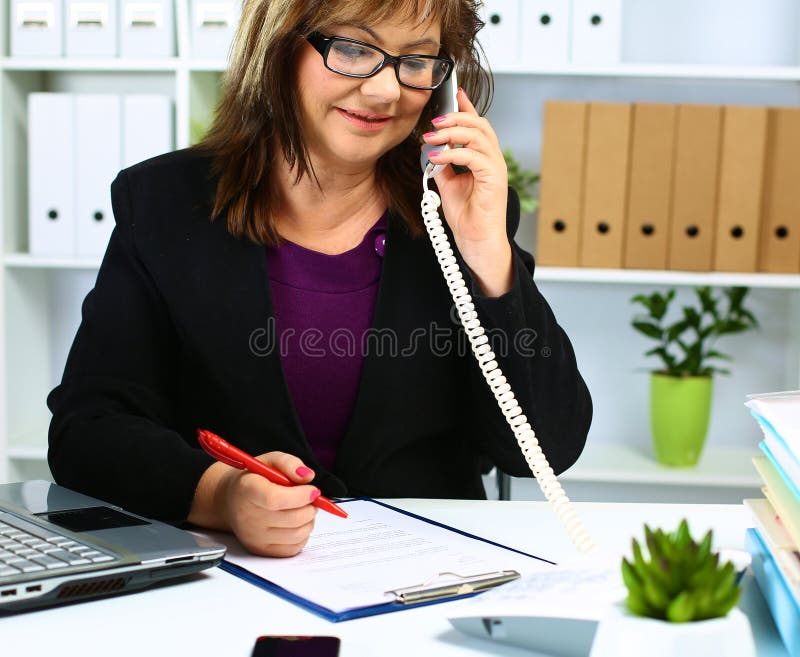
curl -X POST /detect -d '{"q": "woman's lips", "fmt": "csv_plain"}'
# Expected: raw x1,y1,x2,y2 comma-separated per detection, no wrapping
336,108,392,131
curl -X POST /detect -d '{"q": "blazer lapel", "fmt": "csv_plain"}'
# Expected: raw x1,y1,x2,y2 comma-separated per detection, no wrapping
334,214,460,478
171,209,311,459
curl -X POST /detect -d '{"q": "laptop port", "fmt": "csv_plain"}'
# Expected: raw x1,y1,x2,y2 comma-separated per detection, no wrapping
26,585,42,593
165,555,194,564
1,589,16,597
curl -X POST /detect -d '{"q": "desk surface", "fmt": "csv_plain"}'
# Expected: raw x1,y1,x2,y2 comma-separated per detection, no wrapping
0,500,789,657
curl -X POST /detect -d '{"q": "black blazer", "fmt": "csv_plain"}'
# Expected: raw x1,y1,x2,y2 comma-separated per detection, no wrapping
47,149,592,523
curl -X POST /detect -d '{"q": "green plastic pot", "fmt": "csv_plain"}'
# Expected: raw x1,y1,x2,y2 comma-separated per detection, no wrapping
650,373,713,467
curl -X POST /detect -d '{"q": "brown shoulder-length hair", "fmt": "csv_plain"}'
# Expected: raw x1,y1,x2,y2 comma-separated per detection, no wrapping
191,0,491,245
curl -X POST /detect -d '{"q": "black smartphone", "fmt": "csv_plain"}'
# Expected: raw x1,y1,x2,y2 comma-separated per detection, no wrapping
251,636,340,657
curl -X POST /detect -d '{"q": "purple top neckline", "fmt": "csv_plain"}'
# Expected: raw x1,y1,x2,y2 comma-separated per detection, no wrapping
267,213,388,293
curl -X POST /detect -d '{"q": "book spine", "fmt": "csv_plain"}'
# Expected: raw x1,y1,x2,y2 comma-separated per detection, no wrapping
746,528,800,655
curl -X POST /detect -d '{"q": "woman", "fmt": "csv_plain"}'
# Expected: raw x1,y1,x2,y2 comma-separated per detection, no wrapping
47,0,592,556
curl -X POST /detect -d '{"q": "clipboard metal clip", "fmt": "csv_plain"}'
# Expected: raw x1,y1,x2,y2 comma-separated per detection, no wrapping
385,570,520,605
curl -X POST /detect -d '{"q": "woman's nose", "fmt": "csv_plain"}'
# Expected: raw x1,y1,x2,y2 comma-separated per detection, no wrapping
360,65,402,104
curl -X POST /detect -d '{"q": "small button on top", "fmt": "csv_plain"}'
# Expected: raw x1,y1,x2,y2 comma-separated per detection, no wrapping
374,233,386,257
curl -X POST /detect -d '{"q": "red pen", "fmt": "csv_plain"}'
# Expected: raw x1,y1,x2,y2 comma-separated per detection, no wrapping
196,429,348,519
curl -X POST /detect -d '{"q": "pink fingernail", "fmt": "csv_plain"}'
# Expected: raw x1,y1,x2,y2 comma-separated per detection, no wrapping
428,151,441,158
296,466,313,477
309,489,321,502
423,131,437,138
432,115,447,124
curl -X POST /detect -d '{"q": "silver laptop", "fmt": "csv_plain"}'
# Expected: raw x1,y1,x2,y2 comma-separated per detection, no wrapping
0,480,225,612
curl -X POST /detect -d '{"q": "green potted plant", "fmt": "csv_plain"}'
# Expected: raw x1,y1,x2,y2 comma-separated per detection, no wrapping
503,149,539,216
630,286,758,466
590,520,755,657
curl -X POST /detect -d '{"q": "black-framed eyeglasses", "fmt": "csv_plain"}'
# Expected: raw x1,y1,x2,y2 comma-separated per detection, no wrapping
305,32,454,91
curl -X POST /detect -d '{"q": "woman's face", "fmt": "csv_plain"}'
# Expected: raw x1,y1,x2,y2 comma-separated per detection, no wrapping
295,15,440,173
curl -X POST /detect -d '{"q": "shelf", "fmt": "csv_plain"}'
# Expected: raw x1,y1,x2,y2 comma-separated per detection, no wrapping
7,444,47,461
186,60,228,72
5,436,762,488
5,60,793,81
535,267,800,289
7,424,49,461
1,58,179,72
561,442,761,488
495,62,800,81
5,255,800,289
4,254,102,270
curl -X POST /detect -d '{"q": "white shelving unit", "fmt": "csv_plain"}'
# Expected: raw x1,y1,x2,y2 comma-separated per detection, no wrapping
1,1,799,498
0,0,229,482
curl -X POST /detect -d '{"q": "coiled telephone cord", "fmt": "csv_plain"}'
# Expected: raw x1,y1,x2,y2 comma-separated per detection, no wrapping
421,168,596,554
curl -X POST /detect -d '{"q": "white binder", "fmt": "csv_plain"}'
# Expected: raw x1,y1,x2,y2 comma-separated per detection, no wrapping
11,0,63,57
190,0,240,60
570,0,622,65
520,0,571,66
75,95,121,257
65,0,118,57
119,0,175,58
477,0,521,71
122,95,174,167
28,94,76,257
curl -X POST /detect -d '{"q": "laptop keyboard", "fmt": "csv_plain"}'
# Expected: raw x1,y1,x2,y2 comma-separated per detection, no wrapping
0,518,118,579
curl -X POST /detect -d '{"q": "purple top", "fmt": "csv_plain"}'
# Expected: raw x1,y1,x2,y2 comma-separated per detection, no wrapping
265,214,388,471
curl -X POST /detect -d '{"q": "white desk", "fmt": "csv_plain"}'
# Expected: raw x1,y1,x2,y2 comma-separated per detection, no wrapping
0,500,789,657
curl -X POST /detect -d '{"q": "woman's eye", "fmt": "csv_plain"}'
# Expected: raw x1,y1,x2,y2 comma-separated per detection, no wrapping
333,43,370,59
402,59,428,72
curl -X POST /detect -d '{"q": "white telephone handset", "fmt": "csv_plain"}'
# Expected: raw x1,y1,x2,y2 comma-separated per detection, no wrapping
420,70,596,554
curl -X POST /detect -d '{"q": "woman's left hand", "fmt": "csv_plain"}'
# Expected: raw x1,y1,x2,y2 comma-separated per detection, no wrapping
422,88,513,297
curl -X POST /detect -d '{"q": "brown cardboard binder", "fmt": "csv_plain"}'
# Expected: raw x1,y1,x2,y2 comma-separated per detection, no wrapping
623,103,677,270
758,107,800,273
668,104,723,271
713,105,769,272
579,102,632,268
536,101,588,267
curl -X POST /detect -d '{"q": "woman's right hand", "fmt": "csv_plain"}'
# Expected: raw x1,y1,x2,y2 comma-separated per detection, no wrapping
190,451,319,557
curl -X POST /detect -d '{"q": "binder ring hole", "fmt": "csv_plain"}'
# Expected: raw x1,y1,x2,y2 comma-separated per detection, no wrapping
596,221,610,235
47,209,58,221
489,13,501,25
540,14,551,25
730,226,744,239
93,211,104,222
641,224,655,236
686,225,699,238
590,14,602,26
776,226,789,239
553,219,566,233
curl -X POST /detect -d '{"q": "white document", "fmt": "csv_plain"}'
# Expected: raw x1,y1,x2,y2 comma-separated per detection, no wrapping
520,0,571,67
190,0,241,60
11,0,63,57
450,553,626,621
119,0,175,58
122,95,174,167
65,0,118,57
28,93,76,256
570,0,622,65
213,499,549,614
746,391,800,458
75,95,121,257
477,0,521,71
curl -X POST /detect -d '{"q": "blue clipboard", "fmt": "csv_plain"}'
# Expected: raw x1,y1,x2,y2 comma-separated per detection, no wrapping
218,497,553,622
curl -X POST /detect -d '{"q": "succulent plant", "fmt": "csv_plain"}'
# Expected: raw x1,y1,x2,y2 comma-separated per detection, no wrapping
621,519,742,623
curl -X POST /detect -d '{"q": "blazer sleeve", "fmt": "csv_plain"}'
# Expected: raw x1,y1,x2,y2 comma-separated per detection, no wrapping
458,187,592,478
47,170,215,523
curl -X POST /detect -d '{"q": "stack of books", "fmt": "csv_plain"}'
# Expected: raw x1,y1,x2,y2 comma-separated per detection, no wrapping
744,391,800,656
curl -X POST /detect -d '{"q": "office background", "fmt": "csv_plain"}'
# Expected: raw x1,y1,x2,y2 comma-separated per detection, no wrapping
1,0,799,504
